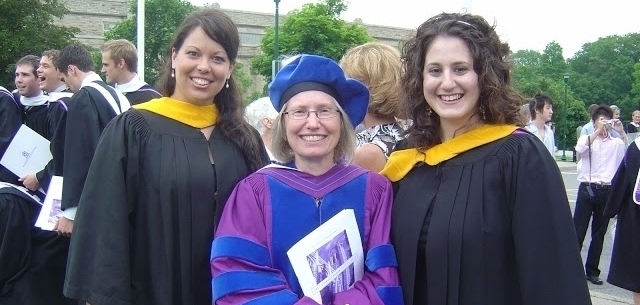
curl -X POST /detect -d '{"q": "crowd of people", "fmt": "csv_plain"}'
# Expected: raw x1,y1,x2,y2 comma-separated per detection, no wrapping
1,7,639,305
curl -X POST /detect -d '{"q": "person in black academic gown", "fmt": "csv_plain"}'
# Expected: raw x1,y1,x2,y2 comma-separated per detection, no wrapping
604,137,640,305
52,44,131,237
380,13,591,305
0,86,22,185
100,39,162,105
0,54,74,305
63,9,269,305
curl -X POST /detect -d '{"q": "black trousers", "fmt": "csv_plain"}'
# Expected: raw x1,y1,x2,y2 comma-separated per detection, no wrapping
573,182,611,277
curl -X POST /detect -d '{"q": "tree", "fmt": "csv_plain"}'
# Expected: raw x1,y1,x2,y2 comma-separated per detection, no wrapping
250,0,372,84
631,62,640,110
0,0,78,87
105,0,255,99
540,41,568,80
511,43,588,150
233,62,262,104
104,0,197,87
568,33,640,117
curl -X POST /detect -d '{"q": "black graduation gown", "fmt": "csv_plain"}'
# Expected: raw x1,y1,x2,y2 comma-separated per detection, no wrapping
123,84,161,105
0,89,22,185
44,98,71,185
0,187,73,305
391,133,591,305
63,109,268,305
604,140,640,292
61,82,122,210
0,98,73,305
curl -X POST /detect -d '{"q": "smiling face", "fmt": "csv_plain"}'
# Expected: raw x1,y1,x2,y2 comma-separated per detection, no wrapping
15,64,41,97
423,35,481,132
36,55,64,92
284,91,342,170
170,26,233,106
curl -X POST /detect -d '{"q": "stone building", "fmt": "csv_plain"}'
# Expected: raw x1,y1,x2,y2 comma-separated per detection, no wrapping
56,0,414,93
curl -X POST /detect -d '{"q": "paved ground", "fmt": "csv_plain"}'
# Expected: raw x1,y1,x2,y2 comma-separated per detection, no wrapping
557,151,635,305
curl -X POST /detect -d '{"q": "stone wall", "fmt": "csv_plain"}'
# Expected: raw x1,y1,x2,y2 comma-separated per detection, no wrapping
55,0,415,96
57,0,129,49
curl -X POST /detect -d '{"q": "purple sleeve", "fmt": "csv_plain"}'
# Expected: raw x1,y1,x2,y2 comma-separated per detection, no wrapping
211,172,403,305
211,175,320,305
332,173,403,305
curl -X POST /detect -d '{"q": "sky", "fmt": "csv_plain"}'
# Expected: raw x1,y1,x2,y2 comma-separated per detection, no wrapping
190,0,638,59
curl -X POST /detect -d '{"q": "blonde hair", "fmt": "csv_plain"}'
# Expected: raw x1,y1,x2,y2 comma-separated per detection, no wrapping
339,42,402,118
101,39,138,73
271,99,356,164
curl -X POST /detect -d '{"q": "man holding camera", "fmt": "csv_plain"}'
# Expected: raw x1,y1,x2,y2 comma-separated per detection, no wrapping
574,105,626,285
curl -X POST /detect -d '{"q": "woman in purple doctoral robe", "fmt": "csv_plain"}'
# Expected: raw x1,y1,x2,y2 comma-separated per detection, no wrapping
210,54,403,305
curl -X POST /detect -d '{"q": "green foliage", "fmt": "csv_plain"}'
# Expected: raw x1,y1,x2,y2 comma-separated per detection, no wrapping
567,33,640,117
631,62,640,109
232,62,259,104
104,0,197,86
92,50,105,79
512,42,588,150
0,0,79,87
250,0,372,83
512,34,640,149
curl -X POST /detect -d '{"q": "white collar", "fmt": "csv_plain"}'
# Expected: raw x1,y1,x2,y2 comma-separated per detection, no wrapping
47,84,72,101
52,84,68,93
115,73,148,93
80,73,103,89
48,91,73,102
20,91,49,107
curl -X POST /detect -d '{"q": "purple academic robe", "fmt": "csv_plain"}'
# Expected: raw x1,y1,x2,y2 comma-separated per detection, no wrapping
211,163,403,305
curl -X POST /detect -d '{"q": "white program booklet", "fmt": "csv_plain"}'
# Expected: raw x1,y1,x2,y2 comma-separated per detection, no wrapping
287,209,364,304
0,124,52,178
35,176,63,231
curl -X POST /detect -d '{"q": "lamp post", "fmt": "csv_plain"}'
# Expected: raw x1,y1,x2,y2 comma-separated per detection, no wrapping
562,73,569,161
272,0,281,80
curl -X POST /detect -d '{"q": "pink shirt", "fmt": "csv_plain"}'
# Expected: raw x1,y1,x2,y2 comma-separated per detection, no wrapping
575,134,626,184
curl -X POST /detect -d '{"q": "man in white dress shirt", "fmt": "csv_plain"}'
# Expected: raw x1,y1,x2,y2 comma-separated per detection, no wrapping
525,93,555,156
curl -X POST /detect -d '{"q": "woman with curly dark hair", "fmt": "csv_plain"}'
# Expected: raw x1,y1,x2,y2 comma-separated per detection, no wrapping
381,12,590,305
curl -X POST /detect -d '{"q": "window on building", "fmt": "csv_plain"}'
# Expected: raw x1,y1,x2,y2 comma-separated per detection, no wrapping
239,33,264,46
103,21,117,32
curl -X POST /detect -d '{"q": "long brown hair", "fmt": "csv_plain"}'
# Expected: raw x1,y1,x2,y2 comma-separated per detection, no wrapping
401,13,524,150
156,9,267,170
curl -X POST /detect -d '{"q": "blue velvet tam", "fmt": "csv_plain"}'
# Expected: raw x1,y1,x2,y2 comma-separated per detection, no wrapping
268,54,369,126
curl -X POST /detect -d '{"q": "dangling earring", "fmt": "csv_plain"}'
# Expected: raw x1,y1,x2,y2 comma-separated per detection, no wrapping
225,79,229,88
426,106,432,117
171,68,175,78
479,104,486,120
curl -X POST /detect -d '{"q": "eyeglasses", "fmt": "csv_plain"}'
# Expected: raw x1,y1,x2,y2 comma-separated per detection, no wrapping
284,108,341,120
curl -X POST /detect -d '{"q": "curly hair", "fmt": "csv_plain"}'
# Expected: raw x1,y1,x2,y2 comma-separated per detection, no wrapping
339,42,403,119
401,12,524,150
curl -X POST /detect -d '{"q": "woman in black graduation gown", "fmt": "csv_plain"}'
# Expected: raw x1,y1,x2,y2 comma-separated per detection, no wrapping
63,9,269,305
604,138,640,305
380,13,591,305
